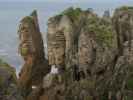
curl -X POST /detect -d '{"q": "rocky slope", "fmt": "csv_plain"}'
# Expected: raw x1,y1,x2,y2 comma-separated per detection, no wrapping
0,59,23,100
1,6,133,100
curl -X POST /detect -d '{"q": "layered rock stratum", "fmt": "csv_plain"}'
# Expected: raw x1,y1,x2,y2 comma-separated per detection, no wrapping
18,10,50,99
1,6,133,100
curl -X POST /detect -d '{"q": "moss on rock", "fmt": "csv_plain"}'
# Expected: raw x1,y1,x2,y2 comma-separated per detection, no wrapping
0,58,17,83
127,78,133,90
21,47,29,56
0,76,4,88
118,6,133,11
21,16,34,25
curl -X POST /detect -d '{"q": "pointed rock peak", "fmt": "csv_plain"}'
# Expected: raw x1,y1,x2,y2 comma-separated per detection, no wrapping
30,9,38,17
30,10,40,32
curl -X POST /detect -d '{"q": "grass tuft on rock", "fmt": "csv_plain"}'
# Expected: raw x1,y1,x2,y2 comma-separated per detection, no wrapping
0,58,17,83
61,7,82,24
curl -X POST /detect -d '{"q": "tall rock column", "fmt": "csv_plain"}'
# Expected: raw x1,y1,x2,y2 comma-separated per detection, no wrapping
113,6,133,55
47,15,73,72
18,10,50,98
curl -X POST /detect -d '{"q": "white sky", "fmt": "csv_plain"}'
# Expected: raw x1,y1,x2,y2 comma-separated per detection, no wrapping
0,0,133,3
0,0,133,7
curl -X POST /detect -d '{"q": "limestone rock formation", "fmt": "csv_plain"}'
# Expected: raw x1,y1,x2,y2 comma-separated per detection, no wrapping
0,59,23,100
78,13,117,78
18,10,50,98
42,7,133,100
16,6,133,100
113,6,133,55
44,7,115,100
108,40,133,99
47,14,73,69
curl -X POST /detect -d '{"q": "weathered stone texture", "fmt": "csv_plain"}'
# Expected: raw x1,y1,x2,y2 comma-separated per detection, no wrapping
18,10,50,99
16,6,133,100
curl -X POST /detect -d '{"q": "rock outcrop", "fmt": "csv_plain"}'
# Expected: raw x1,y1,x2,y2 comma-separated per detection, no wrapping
0,59,23,100
18,10,50,98
15,6,133,100
42,7,133,100
113,6,133,55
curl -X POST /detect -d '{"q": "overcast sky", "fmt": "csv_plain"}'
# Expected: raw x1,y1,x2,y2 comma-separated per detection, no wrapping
1,0,133,7
0,0,133,3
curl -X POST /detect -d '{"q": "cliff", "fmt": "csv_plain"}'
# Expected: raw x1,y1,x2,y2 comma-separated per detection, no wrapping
1,6,133,100
18,10,50,99
18,6,133,100
43,6,133,100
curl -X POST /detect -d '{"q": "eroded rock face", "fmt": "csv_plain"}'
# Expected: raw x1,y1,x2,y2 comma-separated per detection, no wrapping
43,7,133,100
45,8,118,100
107,40,133,99
78,14,118,78
18,10,50,98
47,15,73,69
113,6,133,54
17,7,133,100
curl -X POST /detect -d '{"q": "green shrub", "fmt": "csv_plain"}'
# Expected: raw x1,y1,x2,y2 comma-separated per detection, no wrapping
0,58,17,83
127,79,133,90
21,47,28,56
61,7,82,24
116,6,133,13
86,17,114,47
119,6,129,10
0,58,9,67
5,89,10,95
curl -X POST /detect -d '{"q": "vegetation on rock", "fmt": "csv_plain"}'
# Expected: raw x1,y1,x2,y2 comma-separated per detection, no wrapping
127,78,133,90
21,47,29,56
1,6,133,100
85,16,114,47
61,7,82,24
0,58,17,83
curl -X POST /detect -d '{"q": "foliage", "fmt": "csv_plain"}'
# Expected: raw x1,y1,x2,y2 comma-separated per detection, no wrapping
0,58,17,83
119,6,133,10
85,16,114,47
21,47,28,56
115,6,133,14
119,6,129,10
127,78,133,90
0,58,10,67
61,7,82,24
21,16,34,25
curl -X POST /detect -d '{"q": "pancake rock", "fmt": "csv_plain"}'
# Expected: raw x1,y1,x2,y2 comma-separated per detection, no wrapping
18,10,50,98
